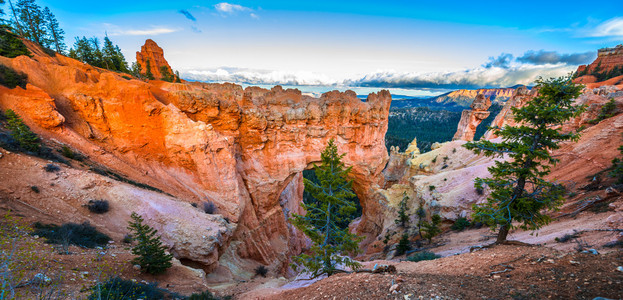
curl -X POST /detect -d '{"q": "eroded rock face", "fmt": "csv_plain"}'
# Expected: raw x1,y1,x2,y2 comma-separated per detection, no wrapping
483,86,535,140
452,94,492,141
0,40,391,275
136,39,173,80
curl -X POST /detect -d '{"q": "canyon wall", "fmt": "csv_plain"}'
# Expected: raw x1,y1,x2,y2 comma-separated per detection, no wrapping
0,40,390,275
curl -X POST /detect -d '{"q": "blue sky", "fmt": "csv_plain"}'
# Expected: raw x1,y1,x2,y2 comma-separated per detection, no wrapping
13,1,623,94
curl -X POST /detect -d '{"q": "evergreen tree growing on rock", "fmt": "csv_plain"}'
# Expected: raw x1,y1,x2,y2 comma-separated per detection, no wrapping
395,192,409,227
127,212,172,275
5,109,40,152
291,139,362,277
464,76,584,243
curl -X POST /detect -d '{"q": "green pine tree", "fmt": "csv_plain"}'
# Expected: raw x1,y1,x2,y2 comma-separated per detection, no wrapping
464,76,584,243
395,192,409,227
127,212,173,275
143,59,154,80
291,139,362,277
14,0,50,47
421,214,441,243
395,232,410,255
610,135,623,184
415,198,426,239
5,109,40,152
42,6,65,53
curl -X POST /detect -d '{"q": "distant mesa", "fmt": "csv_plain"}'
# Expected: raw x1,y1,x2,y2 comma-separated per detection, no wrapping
574,44,623,86
136,39,174,80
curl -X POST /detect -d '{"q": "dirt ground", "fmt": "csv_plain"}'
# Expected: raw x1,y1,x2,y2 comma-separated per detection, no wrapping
245,245,622,300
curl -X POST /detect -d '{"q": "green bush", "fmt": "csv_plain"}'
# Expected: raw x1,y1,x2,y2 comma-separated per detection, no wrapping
4,109,40,152
0,29,31,58
0,64,28,89
33,222,111,248
128,212,173,275
88,277,176,300
407,251,440,262
395,233,410,255
451,217,471,231
186,290,225,300
587,98,617,124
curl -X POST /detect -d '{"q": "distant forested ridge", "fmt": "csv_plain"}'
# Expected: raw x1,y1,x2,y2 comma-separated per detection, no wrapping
385,104,503,153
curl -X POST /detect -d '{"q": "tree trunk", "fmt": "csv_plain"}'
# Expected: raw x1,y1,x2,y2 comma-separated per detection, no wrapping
496,224,509,243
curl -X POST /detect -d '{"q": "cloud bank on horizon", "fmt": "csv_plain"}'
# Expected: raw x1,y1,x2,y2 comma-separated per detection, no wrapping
183,49,594,90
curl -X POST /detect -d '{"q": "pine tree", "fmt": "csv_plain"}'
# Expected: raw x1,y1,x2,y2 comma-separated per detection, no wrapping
396,232,410,255
421,214,441,243
415,198,426,239
0,0,5,23
143,59,154,80
291,139,362,277
42,6,64,53
610,135,623,184
14,0,49,47
127,212,173,275
131,62,143,79
395,192,409,227
175,70,182,83
5,109,40,152
464,76,584,243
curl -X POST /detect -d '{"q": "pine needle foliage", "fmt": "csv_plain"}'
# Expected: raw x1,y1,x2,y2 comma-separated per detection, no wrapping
291,139,362,277
127,212,172,275
5,109,40,152
395,192,409,227
463,76,584,243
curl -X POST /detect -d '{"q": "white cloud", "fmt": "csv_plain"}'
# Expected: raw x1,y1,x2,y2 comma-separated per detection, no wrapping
214,3,250,14
214,3,258,18
184,68,339,86
107,27,179,36
183,63,576,90
589,17,623,37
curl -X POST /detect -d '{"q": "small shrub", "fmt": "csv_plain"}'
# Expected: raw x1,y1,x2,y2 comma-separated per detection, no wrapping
407,251,440,262
554,232,579,243
30,185,40,193
44,164,60,172
121,75,132,80
122,234,133,244
603,240,623,248
395,233,410,255
60,146,75,159
451,217,471,231
254,265,268,277
428,185,435,191
191,202,198,208
203,201,217,214
33,222,111,248
87,199,110,214
88,277,170,300
186,290,223,300
587,98,617,124
431,156,437,163
475,186,484,195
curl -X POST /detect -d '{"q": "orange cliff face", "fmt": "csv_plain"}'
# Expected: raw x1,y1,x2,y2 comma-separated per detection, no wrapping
136,39,174,80
574,44,623,87
452,94,492,141
0,39,391,275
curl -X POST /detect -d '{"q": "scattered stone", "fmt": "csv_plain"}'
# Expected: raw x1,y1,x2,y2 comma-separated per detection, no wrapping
32,273,51,286
581,249,599,255
389,284,399,293
133,264,141,271
569,260,580,265
617,266,623,273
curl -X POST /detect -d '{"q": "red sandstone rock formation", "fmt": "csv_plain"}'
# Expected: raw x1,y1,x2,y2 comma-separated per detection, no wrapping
136,39,173,80
0,40,391,275
574,44,623,85
483,86,535,140
452,94,492,141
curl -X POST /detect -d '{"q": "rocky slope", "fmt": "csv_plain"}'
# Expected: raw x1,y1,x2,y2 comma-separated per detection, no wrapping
0,39,391,278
